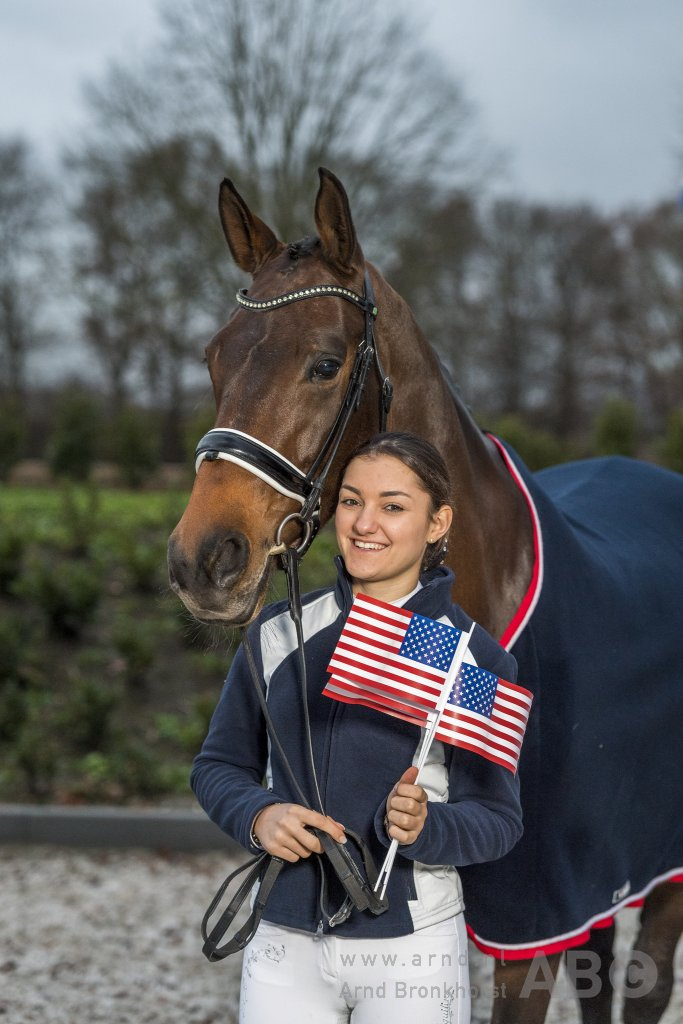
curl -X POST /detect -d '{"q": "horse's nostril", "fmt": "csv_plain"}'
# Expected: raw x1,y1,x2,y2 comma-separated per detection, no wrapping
209,532,250,589
167,564,180,591
167,538,186,591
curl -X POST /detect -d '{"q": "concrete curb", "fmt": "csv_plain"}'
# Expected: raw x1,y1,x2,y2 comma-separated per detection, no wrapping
0,803,238,852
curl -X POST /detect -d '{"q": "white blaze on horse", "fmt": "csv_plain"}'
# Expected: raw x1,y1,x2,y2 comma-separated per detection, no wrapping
168,168,683,1024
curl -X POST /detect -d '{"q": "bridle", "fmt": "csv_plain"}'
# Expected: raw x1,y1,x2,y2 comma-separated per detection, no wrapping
194,269,394,953
194,269,393,557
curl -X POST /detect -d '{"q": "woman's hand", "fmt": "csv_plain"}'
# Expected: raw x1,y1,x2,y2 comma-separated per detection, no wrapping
385,766,428,845
252,803,347,863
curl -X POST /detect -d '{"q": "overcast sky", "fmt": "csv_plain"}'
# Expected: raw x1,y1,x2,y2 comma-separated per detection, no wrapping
1,0,683,212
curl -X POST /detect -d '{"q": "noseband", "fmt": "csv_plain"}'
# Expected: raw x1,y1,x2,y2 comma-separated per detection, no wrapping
194,269,392,556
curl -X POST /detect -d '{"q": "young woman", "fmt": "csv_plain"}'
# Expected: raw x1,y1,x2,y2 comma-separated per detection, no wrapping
191,432,523,1024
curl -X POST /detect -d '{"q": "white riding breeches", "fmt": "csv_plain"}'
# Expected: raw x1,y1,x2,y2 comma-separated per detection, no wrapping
238,914,471,1024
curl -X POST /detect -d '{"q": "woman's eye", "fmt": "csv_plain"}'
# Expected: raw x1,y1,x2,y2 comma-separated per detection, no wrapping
311,358,341,380
340,497,359,507
385,504,403,513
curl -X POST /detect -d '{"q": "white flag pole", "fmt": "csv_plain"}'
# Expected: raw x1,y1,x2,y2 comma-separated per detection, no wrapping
374,622,476,899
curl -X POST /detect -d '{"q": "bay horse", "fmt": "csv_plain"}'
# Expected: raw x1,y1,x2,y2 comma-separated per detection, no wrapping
168,167,683,1023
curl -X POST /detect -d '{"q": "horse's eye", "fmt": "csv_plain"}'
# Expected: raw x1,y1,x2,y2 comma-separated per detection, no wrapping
311,358,342,381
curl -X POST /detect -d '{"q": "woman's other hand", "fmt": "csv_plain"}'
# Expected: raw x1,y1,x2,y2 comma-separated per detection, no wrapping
385,766,428,845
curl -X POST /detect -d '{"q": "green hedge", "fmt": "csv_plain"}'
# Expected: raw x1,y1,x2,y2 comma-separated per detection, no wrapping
0,483,339,804
0,486,217,802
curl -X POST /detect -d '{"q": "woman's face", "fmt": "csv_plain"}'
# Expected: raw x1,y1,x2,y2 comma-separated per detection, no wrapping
335,454,452,601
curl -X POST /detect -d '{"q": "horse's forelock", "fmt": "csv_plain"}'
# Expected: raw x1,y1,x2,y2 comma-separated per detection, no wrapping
286,236,319,261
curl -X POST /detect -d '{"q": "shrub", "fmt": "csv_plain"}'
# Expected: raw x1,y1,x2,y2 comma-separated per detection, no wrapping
593,397,638,457
115,532,168,592
111,614,156,689
155,692,216,755
12,699,60,799
47,384,101,481
0,611,34,682
0,681,29,742
110,406,162,489
70,752,126,803
14,554,104,638
0,395,26,480
111,739,187,799
0,525,26,594
57,484,101,556
657,408,683,474
58,676,121,752
485,415,567,470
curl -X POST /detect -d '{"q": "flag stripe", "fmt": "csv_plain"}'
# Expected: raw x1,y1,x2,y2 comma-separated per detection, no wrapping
437,735,518,772
323,679,431,725
325,668,440,713
352,593,411,622
439,709,523,754
330,645,446,690
325,672,436,714
343,617,409,647
436,721,520,761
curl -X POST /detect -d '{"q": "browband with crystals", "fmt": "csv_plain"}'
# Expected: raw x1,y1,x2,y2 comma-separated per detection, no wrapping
236,283,377,315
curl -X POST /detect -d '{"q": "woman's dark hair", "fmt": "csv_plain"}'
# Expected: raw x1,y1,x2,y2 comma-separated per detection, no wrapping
341,432,453,571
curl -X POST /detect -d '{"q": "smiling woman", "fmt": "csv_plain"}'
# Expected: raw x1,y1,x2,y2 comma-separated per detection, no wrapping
190,430,523,1024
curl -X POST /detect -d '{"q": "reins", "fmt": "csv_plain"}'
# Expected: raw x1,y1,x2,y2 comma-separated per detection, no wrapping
198,268,393,960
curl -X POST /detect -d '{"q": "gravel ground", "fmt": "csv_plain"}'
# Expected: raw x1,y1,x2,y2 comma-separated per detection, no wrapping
2,847,682,1023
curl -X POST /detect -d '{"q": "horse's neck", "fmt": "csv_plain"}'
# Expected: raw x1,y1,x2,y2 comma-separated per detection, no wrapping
377,281,535,639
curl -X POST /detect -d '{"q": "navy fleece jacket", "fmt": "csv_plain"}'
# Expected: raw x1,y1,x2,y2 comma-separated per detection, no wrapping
191,561,523,938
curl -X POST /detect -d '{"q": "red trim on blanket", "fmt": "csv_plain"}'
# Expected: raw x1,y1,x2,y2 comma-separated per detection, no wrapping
466,872,683,961
485,435,543,650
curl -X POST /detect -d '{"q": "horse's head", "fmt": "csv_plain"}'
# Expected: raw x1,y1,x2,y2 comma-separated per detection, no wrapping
168,168,388,625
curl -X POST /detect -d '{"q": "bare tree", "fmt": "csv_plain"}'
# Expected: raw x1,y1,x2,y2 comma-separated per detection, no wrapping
473,200,550,420
621,202,683,428
0,138,54,400
384,192,484,394
80,0,491,251
71,134,228,455
516,205,623,437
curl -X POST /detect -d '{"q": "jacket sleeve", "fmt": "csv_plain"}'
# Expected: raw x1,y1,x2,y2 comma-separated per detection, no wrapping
373,631,524,866
190,633,283,852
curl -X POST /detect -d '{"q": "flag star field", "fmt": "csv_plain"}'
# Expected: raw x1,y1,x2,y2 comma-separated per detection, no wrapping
398,614,462,672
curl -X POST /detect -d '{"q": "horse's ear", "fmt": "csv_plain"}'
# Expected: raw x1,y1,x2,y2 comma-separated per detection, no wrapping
314,167,363,275
218,179,283,275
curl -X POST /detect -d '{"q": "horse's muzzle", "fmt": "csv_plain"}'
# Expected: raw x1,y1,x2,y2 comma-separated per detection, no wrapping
167,529,257,620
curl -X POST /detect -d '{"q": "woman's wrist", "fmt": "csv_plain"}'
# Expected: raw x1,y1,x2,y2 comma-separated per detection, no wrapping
250,806,269,848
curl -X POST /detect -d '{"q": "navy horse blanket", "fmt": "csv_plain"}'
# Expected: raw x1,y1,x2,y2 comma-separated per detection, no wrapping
460,439,683,959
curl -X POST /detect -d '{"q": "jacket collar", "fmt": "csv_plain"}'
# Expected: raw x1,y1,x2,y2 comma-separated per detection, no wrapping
334,556,455,618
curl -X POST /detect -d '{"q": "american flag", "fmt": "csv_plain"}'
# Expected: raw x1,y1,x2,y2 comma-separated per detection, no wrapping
324,593,532,773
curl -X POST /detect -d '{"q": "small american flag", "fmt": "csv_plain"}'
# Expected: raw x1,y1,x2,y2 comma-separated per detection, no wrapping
324,593,532,773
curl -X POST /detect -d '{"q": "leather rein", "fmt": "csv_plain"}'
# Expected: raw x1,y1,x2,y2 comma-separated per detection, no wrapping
198,270,394,960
